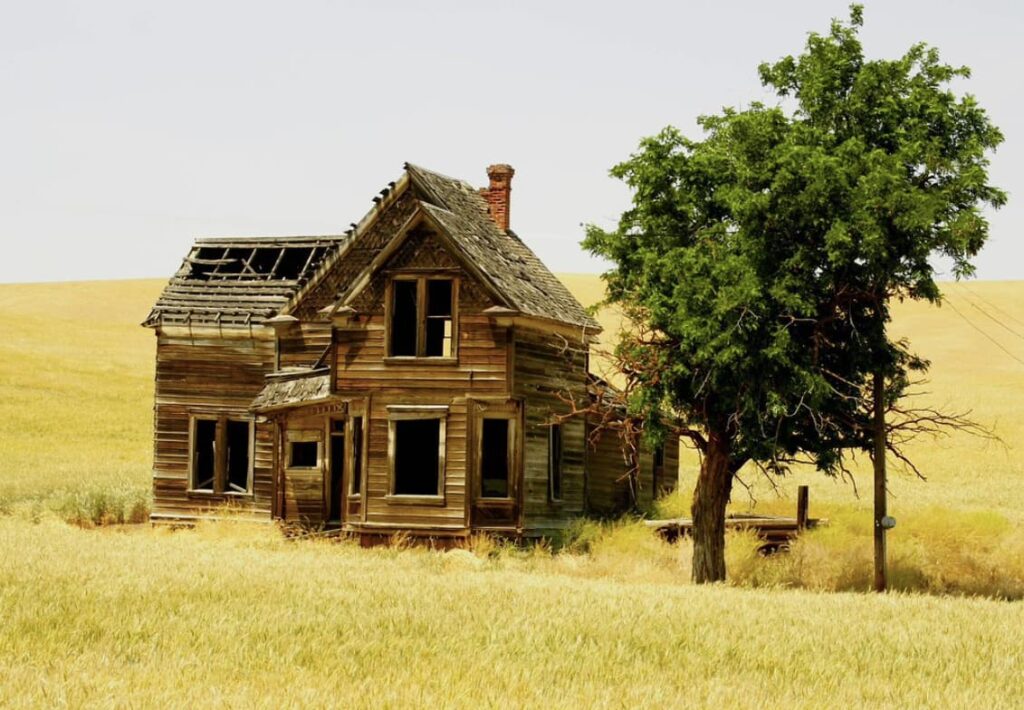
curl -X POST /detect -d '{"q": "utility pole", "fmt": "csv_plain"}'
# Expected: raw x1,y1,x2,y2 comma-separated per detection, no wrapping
872,370,889,592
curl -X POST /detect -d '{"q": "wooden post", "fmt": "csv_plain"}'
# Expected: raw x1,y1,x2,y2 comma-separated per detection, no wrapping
796,485,809,529
872,371,888,593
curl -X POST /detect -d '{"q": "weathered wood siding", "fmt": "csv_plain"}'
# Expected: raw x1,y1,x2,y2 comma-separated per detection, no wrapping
332,227,511,534
513,327,589,533
584,426,632,514
278,322,332,370
586,431,681,515
151,330,276,521
280,412,328,525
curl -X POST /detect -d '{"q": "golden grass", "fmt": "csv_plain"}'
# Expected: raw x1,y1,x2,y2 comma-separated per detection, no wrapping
2,277,1024,705
1,518,1023,709
0,280,160,513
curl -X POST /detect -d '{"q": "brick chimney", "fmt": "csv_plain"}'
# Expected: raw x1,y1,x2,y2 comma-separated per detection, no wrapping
480,164,515,231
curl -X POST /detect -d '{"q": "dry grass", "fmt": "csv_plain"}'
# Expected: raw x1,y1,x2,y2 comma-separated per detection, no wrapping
1,277,1024,705
2,517,1023,709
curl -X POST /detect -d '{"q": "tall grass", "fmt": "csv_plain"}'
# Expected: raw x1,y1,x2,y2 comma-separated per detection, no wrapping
2,517,1023,709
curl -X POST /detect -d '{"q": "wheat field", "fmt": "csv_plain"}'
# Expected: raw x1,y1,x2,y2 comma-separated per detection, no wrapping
1,277,1023,707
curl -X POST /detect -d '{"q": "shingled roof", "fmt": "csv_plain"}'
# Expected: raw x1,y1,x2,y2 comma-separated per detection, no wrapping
402,164,599,331
143,235,345,328
146,163,599,332
250,370,332,412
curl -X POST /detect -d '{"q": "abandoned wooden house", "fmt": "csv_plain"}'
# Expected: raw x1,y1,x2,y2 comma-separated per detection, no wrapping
144,163,678,539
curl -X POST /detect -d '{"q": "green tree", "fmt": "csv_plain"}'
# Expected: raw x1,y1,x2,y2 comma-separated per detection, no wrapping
584,5,1005,584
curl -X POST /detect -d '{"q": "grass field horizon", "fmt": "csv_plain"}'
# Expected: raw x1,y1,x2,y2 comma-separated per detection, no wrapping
2,276,1023,705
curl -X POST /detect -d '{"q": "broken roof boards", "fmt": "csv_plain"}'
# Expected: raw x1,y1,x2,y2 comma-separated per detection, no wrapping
144,164,599,333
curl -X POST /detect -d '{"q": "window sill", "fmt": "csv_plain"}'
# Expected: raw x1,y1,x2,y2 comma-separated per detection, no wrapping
383,356,458,366
384,494,447,507
475,497,516,506
186,490,254,499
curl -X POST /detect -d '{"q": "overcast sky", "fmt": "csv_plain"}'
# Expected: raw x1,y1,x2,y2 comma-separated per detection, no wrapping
1,0,1020,283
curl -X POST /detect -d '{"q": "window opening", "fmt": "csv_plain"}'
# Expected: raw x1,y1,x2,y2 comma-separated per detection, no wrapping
290,441,319,468
225,420,251,493
393,419,441,495
480,419,510,498
350,416,364,495
425,279,454,357
192,419,217,490
329,421,345,521
390,280,418,356
549,424,563,501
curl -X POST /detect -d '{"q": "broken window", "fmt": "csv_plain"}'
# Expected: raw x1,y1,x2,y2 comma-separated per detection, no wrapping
289,441,319,468
392,418,442,496
190,417,252,494
389,277,455,358
548,424,563,501
425,279,453,357
328,420,345,522
390,280,418,356
192,419,218,491
480,418,510,498
350,416,363,495
225,420,251,493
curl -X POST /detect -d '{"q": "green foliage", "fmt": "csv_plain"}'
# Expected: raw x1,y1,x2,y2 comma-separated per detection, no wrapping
584,4,1005,476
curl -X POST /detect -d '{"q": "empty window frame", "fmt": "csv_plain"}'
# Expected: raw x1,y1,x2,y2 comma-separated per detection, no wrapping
548,423,563,501
388,277,456,358
425,279,454,357
350,416,364,496
225,420,252,493
189,416,253,494
480,418,512,499
389,411,446,498
191,418,218,491
289,441,320,468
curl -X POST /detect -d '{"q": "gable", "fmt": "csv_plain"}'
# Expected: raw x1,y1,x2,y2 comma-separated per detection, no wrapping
288,187,421,321
349,225,497,313
192,162,601,333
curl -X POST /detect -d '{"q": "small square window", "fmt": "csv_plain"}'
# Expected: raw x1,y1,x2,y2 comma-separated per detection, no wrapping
289,441,319,468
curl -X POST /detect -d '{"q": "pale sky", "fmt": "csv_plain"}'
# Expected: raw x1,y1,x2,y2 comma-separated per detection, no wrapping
1,0,1021,284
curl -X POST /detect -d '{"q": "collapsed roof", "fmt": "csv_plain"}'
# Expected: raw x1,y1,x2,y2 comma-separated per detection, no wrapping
145,164,599,332
143,236,344,328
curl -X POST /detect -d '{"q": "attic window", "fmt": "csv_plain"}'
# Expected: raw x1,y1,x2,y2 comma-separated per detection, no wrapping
388,277,456,358
426,279,453,357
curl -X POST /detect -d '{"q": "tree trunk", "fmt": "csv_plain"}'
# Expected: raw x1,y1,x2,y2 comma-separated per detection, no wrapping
690,430,734,584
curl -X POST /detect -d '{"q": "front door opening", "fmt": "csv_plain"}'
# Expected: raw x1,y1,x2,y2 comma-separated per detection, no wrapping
480,418,510,498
